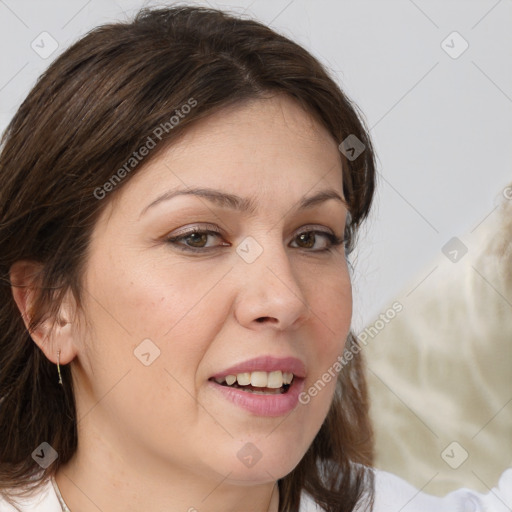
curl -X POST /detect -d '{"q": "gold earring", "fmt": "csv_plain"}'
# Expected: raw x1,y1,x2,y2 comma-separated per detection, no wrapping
57,350,63,386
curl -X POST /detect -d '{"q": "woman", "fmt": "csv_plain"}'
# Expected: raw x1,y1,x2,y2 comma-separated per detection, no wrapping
0,6,509,512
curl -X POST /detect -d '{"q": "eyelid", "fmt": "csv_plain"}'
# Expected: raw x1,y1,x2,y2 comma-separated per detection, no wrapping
168,222,222,238
293,224,337,238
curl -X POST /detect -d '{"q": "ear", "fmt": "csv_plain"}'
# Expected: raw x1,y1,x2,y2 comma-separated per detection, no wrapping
9,260,78,365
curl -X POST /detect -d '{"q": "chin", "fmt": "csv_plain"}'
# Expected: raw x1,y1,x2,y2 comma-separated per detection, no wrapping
221,459,300,486
205,431,310,484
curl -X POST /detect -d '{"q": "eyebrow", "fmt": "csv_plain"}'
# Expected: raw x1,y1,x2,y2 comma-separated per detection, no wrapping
139,186,348,218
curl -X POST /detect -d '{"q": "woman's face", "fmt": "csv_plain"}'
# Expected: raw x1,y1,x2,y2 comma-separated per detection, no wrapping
72,94,352,485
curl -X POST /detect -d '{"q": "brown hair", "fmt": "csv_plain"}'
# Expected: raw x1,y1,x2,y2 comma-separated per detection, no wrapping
0,6,375,511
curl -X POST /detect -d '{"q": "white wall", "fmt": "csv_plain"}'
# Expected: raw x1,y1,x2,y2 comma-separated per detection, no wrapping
1,0,510,329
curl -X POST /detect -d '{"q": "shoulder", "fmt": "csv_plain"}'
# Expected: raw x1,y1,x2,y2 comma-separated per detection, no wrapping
299,467,512,511
0,478,62,512
372,467,512,512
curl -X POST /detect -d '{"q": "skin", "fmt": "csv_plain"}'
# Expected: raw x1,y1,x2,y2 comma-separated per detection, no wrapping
11,94,352,512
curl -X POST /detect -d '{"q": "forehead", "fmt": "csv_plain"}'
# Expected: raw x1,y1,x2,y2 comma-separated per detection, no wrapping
168,94,340,167
106,94,345,219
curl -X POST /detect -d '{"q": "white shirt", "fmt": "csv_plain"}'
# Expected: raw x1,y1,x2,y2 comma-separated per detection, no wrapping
0,468,511,511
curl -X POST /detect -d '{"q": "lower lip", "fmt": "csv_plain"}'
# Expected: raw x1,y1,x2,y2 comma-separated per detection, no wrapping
208,378,305,417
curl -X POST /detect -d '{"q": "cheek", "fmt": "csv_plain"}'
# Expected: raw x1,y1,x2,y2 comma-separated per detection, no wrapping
81,252,235,385
76,255,235,442
86,250,220,331
307,265,352,352
302,268,351,400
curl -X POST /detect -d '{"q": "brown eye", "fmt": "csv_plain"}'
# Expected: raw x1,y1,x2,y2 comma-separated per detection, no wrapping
165,226,229,253
185,232,209,247
296,232,315,249
290,229,344,252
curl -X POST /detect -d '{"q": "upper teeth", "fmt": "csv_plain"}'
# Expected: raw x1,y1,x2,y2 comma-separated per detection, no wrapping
214,371,294,388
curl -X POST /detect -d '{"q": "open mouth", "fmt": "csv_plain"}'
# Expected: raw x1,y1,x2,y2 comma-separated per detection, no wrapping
209,370,294,395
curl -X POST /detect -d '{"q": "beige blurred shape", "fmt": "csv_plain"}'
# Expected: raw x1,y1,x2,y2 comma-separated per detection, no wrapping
365,182,512,495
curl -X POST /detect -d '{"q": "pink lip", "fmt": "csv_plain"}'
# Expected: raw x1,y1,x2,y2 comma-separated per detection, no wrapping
210,356,306,379
208,377,305,417
208,356,307,417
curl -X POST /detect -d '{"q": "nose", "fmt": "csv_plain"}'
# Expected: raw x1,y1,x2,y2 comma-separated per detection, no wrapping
233,238,311,331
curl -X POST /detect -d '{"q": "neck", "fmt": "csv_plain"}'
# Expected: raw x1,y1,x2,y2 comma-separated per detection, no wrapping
54,434,279,512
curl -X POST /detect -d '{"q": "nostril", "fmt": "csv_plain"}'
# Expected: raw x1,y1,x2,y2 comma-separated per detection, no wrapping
255,317,277,323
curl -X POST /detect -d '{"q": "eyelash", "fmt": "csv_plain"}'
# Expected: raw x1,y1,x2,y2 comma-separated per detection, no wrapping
165,225,345,254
